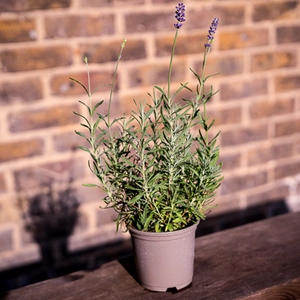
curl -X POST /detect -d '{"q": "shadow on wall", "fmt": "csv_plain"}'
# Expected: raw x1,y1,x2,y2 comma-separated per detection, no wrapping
20,179,79,271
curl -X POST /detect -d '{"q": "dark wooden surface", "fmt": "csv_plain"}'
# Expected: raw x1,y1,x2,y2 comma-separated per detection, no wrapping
1,212,300,300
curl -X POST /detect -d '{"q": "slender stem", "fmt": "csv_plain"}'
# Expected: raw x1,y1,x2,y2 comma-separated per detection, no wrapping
167,29,179,101
108,39,127,130
200,48,210,145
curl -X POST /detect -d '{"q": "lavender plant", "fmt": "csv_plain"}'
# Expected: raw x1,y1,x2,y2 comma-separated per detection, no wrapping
72,3,223,232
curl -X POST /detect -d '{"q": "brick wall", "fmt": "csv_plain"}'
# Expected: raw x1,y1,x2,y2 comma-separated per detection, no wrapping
0,0,300,271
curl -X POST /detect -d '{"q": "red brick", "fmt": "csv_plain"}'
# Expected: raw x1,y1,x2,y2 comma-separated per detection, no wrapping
73,211,89,234
210,106,242,126
79,0,144,7
274,74,300,92
219,28,269,50
80,39,146,64
0,227,13,252
193,55,244,77
219,152,241,171
0,46,72,72
0,18,36,43
156,33,206,57
253,1,299,22
125,12,174,33
50,71,116,96
249,98,295,119
221,123,268,146
0,78,43,105
53,131,88,152
0,139,44,162
277,25,300,44
251,51,296,72
220,78,268,101
152,0,177,2
0,0,71,12
9,104,79,132
247,184,289,206
274,118,300,137
96,209,117,227
247,141,294,166
127,59,186,88
221,171,268,195
14,159,85,191
0,174,6,193
45,14,115,39
187,5,245,29
274,160,300,179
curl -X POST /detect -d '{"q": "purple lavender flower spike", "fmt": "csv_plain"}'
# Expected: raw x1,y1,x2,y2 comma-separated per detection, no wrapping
174,2,186,29
205,17,219,50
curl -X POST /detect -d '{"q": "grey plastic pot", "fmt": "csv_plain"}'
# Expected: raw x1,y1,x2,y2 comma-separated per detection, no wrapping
129,222,198,292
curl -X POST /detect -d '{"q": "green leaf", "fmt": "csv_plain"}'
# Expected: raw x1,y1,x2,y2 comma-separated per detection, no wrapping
83,183,99,188
70,77,90,96
78,146,91,153
91,100,104,115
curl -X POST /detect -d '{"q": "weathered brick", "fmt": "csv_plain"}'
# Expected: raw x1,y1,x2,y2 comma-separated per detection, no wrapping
0,18,36,43
156,33,206,57
0,227,13,252
294,137,300,155
127,59,186,88
275,74,300,92
274,160,300,179
51,71,115,96
220,78,268,101
14,159,85,191
247,141,294,166
219,28,269,50
253,1,299,22
71,211,87,234
0,46,72,72
96,208,117,227
219,152,241,171
247,184,289,207
187,5,245,30
0,78,43,105
0,139,44,163
251,51,296,72
210,106,242,126
125,12,174,33
0,0,71,12
45,14,115,39
80,39,146,64
221,171,268,195
53,131,88,152
277,25,300,44
221,123,268,146
9,104,79,132
274,118,300,137
0,173,6,193
193,55,244,77
152,0,174,3
249,98,294,119
79,0,144,7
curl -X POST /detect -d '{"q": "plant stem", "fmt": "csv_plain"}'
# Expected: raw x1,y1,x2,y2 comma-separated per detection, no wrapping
108,39,126,130
167,29,179,101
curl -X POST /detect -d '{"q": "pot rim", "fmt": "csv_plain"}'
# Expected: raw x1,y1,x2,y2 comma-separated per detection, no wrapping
128,221,199,238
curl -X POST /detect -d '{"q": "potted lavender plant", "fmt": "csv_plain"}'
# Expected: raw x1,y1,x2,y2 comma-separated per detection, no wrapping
72,3,222,292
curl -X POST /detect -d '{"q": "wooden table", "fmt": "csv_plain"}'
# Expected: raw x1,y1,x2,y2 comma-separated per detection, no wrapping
1,212,300,300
